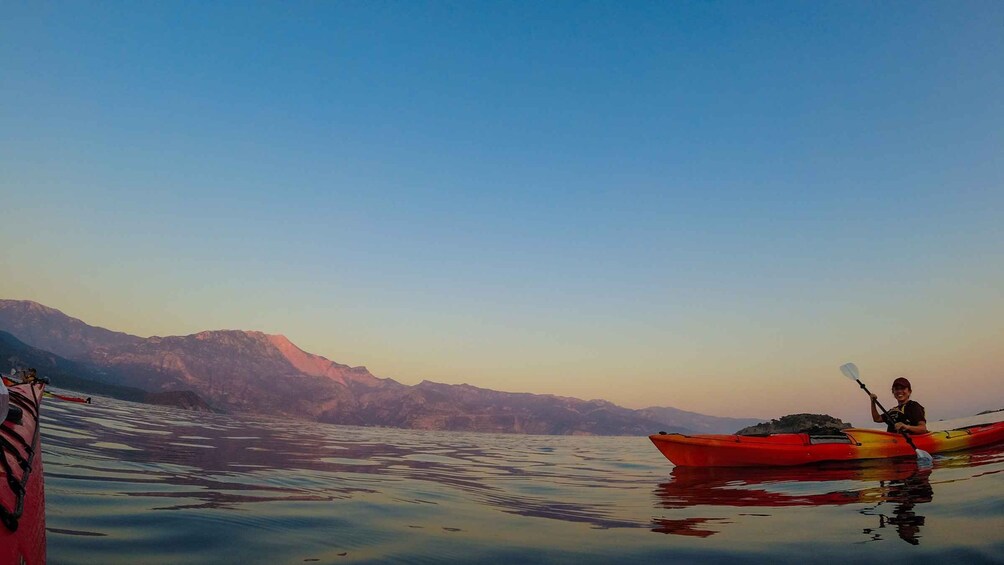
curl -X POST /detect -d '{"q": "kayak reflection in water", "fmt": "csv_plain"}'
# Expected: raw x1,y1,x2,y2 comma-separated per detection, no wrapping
651,459,935,541
861,468,934,546
653,459,921,508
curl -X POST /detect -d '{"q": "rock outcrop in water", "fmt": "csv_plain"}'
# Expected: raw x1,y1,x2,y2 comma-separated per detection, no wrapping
143,390,216,412
0,299,761,435
735,413,851,435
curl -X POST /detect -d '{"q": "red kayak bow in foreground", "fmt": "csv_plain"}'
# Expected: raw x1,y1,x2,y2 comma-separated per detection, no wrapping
0,382,46,565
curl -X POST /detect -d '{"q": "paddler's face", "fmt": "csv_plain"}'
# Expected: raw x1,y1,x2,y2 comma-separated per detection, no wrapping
892,385,911,404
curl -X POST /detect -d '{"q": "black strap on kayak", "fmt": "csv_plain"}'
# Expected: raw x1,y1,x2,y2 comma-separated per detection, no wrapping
0,384,42,532
8,386,39,423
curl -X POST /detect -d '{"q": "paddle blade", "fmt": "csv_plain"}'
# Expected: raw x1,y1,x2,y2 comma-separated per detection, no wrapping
839,362,860,381
916,449,934,467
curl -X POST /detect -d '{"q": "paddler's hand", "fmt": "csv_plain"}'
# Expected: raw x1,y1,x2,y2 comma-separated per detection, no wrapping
869,393,878,403
894,422,908,432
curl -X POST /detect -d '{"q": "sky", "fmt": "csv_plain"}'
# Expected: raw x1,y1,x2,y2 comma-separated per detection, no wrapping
2,2,1002,425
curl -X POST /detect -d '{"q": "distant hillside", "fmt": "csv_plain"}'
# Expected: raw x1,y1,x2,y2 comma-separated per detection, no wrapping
0,300,142,359
0,330,212,410
1,299,754,435
1,330,147,401
638,405,763,435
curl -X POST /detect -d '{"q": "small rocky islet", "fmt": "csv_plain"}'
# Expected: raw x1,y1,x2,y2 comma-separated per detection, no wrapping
735,413,851,435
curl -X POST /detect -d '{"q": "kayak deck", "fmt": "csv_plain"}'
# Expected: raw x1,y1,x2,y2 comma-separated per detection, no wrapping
650,420,1004,467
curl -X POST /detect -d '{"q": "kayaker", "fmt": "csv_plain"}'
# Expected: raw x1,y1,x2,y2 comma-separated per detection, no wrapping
870,377,927,434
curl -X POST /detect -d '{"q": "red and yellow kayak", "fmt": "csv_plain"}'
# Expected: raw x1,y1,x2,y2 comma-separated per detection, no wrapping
0,382,46,565
650,421,1004,467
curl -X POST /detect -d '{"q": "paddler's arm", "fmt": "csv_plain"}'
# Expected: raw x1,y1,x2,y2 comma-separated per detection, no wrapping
894,421,928,434
869,393,884,423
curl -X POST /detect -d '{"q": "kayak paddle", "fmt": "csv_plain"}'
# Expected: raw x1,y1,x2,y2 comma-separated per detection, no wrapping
43,391,92,404
840,362,933,465
6,375,90,403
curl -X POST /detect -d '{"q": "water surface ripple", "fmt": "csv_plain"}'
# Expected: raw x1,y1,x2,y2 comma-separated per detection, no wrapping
40,394,1004,564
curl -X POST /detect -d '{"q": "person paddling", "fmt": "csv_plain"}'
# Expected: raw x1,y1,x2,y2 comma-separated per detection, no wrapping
870,377,928,434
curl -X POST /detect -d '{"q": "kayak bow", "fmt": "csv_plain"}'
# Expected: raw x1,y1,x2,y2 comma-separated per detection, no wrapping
0,382,46,565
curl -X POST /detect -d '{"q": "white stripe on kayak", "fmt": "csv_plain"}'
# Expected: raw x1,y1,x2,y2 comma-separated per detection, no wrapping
927,410,1004,432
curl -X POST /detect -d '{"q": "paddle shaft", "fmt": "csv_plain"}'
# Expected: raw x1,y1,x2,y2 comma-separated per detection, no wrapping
45,391,90,403
7,377,89,403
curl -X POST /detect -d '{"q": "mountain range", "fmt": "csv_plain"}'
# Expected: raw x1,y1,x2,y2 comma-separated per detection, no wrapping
0,299,762,435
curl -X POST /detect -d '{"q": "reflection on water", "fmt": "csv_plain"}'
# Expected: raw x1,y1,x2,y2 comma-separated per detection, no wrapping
39,392,1004,564
654,459,937,543
651,443,1004,549
862,469,933,545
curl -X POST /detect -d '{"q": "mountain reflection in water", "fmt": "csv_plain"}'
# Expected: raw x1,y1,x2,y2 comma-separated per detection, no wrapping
40,392,1004,564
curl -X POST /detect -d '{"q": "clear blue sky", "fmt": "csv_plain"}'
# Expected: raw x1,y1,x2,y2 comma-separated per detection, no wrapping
2,2,1002,423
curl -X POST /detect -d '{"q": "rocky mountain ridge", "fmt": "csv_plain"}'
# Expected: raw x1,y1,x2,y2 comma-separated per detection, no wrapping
0,299,763,435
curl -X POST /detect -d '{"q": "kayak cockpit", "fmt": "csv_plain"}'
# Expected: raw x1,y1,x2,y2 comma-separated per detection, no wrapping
808,435,854,445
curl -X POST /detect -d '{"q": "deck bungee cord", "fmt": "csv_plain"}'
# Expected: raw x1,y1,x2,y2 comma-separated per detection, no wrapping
0,382,43,532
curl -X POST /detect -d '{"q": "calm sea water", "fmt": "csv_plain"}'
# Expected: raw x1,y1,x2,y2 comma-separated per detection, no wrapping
39,392,1004,564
